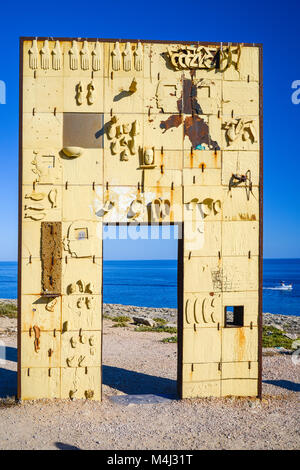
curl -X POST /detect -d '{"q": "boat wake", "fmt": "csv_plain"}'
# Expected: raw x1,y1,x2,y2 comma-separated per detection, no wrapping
263,286,293,291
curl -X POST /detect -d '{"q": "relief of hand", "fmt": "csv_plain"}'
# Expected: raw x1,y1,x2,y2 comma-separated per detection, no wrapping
134,42,143,71
69,40,79,70
29,39,39,70
52,40,62,70
80,40,90,70
123,42,132,72
41,40,50,70
92,42,101,71
112,42,121,71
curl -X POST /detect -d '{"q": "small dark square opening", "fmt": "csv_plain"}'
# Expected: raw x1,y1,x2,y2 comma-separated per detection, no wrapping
225,306,244,327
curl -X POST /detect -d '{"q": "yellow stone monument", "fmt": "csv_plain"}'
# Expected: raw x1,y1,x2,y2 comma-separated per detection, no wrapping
18,38,263,400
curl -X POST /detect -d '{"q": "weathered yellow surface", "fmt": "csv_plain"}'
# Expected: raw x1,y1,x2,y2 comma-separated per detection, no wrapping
21,367,61,400
183,328,221,363
182,381,221,398
21,331,61,368
20,39,261,400
222,327,258,362
222,361,258,380
221,379,258,397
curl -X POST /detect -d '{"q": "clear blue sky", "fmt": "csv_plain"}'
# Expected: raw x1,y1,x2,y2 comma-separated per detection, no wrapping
0,0,299,260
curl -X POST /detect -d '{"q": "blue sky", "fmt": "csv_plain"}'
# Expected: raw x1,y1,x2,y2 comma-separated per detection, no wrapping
0,0,299,260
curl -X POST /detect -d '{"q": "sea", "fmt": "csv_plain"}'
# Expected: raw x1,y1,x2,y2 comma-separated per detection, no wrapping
0,259,299,316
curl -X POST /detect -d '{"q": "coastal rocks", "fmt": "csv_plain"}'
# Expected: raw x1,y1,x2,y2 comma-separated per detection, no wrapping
132,317,156,327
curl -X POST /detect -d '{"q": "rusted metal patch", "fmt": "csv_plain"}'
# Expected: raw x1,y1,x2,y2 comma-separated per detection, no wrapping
63,112,104,148
41,222,62,295
160,77,220,150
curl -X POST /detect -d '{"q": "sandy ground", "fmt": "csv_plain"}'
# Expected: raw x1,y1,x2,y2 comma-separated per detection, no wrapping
0,317,299,450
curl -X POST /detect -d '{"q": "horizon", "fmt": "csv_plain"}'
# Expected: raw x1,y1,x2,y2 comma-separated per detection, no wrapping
0,0,299,259
1,257,300,262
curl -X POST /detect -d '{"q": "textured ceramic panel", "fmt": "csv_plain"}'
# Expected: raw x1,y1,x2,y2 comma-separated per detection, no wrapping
103,76,144,114
182,380,221,398
182,363,221,382
221,256,259,292
63,76,104,113
222,327,258,362
104,42,145,79
22,184,62,223
23,76,64,113
222,187,259,222
183,292,223,328
222,116,259,151
61,294,102,331
23,39,66,78
183,168,221,186
221,150,259,187
21,367,61,400
63,40,104,78
21,257,42,295
62,185,103,222
21,295,61,332
61,330,101,368
182,327,221,363
222,361,258,380
184,220,221,257
183,115,221,151
221,379,258,397
222,81,259,116
184,256,222,293
61,366,101,400
23,113,63,149
22,149,63,186
222,221,259,257
61,258,102,295
183,150,221,169
62,220,102,260
62,148,103,185
21,331,61,368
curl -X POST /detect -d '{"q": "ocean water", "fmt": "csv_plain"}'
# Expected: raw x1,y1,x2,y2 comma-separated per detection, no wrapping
0,259,299,316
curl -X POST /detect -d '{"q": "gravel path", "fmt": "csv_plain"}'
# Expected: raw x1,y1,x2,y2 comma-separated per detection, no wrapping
0,312,299,450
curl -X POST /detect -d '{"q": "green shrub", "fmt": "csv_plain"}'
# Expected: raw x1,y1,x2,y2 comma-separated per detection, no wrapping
153,317,167,325
162,336,177,343
262,326,294,348
0,303,17,318
135,325,177,334
112,322,128,328
111,315,131,323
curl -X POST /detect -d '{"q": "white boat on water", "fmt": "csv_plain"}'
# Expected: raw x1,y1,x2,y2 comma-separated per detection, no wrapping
278,281,293,291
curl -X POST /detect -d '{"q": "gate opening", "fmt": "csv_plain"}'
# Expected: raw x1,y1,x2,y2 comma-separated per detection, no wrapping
101,223,182,399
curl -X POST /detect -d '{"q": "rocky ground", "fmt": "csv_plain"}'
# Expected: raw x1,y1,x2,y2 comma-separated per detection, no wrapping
0,303,299,450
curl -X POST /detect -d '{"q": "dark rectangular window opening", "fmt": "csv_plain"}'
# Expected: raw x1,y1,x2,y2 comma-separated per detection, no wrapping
225,306,244,327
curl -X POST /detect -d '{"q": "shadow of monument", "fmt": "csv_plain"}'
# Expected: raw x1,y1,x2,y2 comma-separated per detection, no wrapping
0,368,17,398
55,442,81,450
3,346,18,362
102,364,178,398
263,379,300,392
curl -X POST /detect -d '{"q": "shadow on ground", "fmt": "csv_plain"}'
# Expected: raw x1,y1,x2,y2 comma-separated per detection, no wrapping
263,380,300,392
102,364,177,398
55,442,81,450
2,346,17,362
0,368,17,398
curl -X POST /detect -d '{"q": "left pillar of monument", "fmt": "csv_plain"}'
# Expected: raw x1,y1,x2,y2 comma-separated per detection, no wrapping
19,39,103,400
